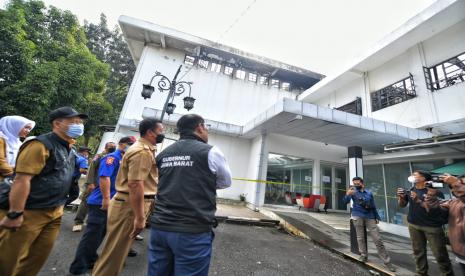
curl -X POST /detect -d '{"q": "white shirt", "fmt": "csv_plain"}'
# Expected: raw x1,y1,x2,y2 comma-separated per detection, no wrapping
207,146,232,189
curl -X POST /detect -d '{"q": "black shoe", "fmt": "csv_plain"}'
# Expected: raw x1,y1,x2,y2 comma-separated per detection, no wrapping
127,248,138,257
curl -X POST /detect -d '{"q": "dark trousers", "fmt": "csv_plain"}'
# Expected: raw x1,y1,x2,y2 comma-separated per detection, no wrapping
408,223,454,276
66,180,79,205
69,205,107,274
460,262,465,276
74,189,91,224
148,228,214,276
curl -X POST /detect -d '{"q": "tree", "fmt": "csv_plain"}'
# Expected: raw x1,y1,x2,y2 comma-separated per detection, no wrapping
0,0,112,146
84,14,136,123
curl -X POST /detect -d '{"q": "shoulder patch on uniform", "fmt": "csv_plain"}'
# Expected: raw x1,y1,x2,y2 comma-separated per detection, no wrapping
106,156,115,165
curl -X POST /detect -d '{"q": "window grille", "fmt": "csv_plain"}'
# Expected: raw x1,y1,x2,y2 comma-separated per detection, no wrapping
423,52,465,91
371,74,416,112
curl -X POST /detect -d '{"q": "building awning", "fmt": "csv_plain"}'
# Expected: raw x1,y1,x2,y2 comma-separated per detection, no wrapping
431,161,465,175
132,98,432,153
241,98,433,153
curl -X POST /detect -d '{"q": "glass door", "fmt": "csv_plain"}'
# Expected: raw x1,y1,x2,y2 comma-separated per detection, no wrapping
335,167,348,211
320,164,332,209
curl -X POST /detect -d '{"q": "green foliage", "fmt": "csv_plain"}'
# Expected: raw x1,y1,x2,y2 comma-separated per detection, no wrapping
0,0,134,147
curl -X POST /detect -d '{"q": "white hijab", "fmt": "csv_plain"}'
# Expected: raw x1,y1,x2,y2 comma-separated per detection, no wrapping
0,115,36,166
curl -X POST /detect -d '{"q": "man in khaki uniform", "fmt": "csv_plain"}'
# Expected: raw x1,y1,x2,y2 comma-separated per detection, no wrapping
92,118,164,276
0,106,87,276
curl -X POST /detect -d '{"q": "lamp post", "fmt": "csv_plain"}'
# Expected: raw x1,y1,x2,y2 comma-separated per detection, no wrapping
141,65,195,121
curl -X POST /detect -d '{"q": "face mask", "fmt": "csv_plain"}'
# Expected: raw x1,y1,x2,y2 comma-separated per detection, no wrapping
67,124,84,138
19,137,26,142
156,134,165,144
408,175,416,184
107,147,116,153
124,145,130,152
355,186,362,191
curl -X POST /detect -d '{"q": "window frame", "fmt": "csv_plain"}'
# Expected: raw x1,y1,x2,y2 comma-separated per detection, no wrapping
371,74,416,112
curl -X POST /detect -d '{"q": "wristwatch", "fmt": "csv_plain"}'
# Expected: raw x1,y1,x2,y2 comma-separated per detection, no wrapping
6,211,24,219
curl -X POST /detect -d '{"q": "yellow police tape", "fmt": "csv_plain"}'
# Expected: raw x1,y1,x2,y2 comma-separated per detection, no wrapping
232,177,399,199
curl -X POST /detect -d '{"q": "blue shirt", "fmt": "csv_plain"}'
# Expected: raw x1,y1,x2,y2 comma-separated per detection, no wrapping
87,150,122,206
343,189,380,220
73,154,89,178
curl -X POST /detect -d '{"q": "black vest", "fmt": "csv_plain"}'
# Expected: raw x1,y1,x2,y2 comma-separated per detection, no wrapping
151,135,216,233
22,132,75,209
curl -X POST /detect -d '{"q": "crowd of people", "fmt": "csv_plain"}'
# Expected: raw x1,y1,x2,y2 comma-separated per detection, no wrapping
345,171,465,275
0,107,232,276
0,106,464,276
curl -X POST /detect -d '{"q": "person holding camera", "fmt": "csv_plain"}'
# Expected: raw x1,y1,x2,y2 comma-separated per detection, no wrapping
343,177,396,272
397,170,453,276
421,174,465,275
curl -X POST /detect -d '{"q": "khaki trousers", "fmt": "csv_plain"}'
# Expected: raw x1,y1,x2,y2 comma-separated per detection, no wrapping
92,193,154,276
0,206,63,276
353,217,391,264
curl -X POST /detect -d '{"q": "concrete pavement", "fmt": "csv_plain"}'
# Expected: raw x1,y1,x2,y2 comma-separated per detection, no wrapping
38,204,371,275
262,207,462,276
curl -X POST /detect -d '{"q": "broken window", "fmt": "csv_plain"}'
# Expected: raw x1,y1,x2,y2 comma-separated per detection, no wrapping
224,65,234,76
259,76,268,85
248,73,257,83
198,59,209,69
236,69,246,80
210,62,221,73
337,97,362,115
184,55,196,66
271,79,280,88
371,74,416,111
424,52,465,91
281,82,290,91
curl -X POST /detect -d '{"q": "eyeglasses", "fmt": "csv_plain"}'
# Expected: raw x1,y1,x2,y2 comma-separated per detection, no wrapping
202,123,211,131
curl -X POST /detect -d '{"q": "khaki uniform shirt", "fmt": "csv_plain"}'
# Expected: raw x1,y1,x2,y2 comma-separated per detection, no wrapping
115,138,158,195
15,141,49,175
0,138,14,179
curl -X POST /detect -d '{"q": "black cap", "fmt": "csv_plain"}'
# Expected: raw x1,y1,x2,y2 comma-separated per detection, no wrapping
119,136,136,145
49,106,88,122
78,146,91,153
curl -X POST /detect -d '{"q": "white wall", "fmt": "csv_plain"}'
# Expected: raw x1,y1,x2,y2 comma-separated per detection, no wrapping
119,46,295,127
313,19,465,130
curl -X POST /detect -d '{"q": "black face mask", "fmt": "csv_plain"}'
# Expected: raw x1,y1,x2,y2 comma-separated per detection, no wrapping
156,134,165,144
107,147,116,153
355,185,362,191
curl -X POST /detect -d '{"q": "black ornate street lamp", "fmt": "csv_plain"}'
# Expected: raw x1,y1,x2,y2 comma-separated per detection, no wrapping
141,65,195,121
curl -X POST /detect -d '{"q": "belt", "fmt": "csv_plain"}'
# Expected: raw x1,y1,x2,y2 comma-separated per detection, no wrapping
116,191,156,199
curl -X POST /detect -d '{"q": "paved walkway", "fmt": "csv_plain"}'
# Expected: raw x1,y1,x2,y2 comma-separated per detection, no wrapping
262,207,462,276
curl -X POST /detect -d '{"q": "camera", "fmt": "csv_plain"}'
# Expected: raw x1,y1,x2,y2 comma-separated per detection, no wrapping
356,196,372,210
425,181,444,189
431,174,444,184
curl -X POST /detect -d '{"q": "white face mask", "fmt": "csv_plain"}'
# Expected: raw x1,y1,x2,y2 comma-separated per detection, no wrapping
408,175,416,184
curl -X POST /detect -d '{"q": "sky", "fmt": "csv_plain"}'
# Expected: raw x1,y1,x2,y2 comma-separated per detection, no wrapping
1,0,437,76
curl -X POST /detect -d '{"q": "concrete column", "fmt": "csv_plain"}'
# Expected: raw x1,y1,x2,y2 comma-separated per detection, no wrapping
348,146,366,255
348,146,363,180
312,160,321,195
253,133,268,210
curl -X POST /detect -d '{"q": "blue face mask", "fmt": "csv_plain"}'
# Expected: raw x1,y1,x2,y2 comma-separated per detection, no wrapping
67,124,84,138
124,145,130,152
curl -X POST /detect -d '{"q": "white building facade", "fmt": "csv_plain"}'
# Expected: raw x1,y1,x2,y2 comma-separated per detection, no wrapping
103,0,465,236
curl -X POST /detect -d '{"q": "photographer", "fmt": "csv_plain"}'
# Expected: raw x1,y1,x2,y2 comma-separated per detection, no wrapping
421,174,465,275
343,177,396,272
397,170,453,276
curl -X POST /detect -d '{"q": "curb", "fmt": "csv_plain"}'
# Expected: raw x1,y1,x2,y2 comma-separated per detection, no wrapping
215,215,280,227
260,209,397,276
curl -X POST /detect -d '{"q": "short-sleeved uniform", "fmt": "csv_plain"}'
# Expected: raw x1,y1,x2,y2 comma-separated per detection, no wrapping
73,154,89,179
0,134,73,276
87,150,122,206
69,149,123,274
92,138,158,276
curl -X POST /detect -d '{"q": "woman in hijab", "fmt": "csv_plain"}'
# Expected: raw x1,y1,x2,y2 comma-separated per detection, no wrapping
0,116,35,178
